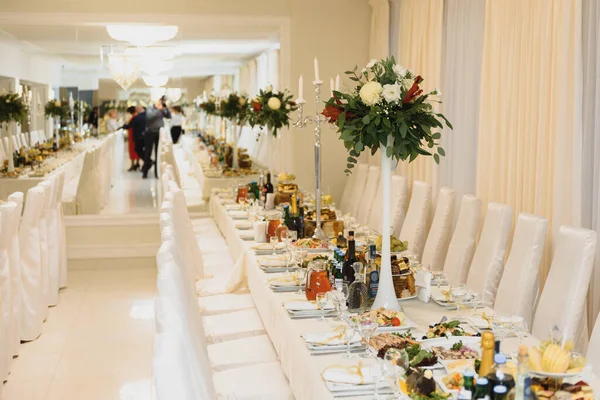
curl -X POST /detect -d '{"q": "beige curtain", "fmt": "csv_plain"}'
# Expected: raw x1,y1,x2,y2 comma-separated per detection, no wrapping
476,0,583,342
247,60,258,97
238,65,250,94
267,50,280,90
395,0,444,190
369,0,390,60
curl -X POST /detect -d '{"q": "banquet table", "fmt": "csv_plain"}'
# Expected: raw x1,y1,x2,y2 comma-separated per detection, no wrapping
209,194,599,399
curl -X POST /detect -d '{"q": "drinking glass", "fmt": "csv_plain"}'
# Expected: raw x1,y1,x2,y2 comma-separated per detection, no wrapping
333,283,349,322
286,229,298,243
491,313,513,341
296,248,308,268
513,317,529,344
342,325,357,359
383,348,409,398
316,292,328,322
270,236,279,256
293,268,307,295
370,360,385,400
451,283,468,321
357,317,378,358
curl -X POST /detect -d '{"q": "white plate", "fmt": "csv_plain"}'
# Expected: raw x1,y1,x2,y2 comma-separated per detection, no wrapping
398,294,418,301
530,370,582,379
440,359,476,374
419,334,481,346
375,319,417,332
434,376,460,394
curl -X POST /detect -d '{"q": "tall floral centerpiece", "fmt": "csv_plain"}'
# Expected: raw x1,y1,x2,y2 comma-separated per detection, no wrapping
0,92,28,172
219,92,249,169
323,57,452,310
249,86,298,138
44,99,67,149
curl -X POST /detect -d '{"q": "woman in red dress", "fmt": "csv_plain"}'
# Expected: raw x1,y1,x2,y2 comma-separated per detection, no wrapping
124,106,140,171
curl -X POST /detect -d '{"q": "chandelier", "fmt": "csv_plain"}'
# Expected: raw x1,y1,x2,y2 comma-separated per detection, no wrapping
106,25,178,47
140,60,174,76
108,55,141,90
143,75,169,87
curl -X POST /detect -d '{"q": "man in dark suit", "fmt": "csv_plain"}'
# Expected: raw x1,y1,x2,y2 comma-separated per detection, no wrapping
142,97,171,179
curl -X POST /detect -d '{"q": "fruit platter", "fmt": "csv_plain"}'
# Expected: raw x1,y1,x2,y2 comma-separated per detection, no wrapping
375,234,408,253
528,339,587,378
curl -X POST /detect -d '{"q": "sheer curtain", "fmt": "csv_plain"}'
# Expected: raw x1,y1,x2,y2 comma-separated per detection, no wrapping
582,0,600,330
395,0,444,190
267,50,280,90
476,0,583,344
369,0,390,59
440,0,485,203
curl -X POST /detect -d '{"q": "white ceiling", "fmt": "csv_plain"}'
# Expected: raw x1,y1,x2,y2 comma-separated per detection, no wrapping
0,19,281,80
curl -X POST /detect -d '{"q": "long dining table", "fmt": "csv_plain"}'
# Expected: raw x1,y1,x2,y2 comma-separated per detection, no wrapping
208,193,598,399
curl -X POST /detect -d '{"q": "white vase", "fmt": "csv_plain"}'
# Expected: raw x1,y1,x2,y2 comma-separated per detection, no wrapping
372,135,401,311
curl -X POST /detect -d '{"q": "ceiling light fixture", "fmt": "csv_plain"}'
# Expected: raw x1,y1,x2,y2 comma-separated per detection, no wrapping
108,54,140,90
106,25,178,47
140,60,174,76
143,75,169,87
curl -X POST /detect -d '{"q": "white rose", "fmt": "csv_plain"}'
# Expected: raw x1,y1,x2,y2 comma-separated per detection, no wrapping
238,97,246,105
56,101,61,106
265,84,273,92
393,64,407,78
361,68,367,74
285,104,291,110
366,59,378,69
359,81,383,106
382,84,401,103
267,97,281,110
401,78,414,90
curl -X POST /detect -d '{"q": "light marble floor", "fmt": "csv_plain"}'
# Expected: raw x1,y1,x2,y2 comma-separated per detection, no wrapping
2,260,157,400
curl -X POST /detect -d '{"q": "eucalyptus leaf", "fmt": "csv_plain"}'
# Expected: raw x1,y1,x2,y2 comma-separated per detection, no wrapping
433,154,440,164
438,147,445,156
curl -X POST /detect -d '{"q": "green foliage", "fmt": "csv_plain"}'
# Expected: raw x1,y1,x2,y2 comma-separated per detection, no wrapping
218,92,251,125
323,56,452,173
44,99,68,119
0,93,27,125
248,87,298,138
199,97,217,115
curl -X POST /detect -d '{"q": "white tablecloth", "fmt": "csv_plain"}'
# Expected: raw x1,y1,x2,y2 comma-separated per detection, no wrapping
209,195,598,399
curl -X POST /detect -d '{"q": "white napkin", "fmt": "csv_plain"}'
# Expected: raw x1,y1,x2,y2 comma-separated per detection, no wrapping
303,331,362,346
228,210,248,219
284,301,334,311
266,193,275,210
430,286,453,302
235,221,254,230
415,270,432,303
268,275,300,287
225,204,242,210
258,255,287,267
322,363,374,385
253,242,285,252
253,222,268,243
238,231,255,240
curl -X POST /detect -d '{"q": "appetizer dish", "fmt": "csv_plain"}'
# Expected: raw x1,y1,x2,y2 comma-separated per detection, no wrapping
406,370,450,400
422,320,480,340
531,378,593,400
293,238,330,250
370,333,439,368
431,341,479,360
375,234,408,253
529,339,586,376
441,372,463,392
356,308,406,328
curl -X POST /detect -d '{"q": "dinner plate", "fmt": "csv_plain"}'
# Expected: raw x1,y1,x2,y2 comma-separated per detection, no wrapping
434,376,460,395
271,286,303,293
397,294,418,301
418,334,481,346
261,266,299,274
375,319,417,333
530,370,582,379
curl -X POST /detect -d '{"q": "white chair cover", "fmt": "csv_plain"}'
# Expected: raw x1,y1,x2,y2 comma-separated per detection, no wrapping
55,171,68,288
420,187,456,271
399,181,431,260
7,192,23,356
587,315,600,366
494,213,547,327
212,362,294,400
532,226,597,350
20,186,44,340
339,168,358,213
356,166,380,225
368,174,409,235
207,335,278,372
466,202,512,308
347,163,369,216
0,204,14,371
38,182,52,316
46,175,61,306
443,194,482,285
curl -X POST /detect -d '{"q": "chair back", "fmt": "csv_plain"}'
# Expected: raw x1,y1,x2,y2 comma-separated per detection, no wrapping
399,181,431,259
421,187,456,271
356,166,381,225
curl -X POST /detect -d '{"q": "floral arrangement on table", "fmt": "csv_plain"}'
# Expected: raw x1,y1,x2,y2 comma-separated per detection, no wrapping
219,92,245,120
249,85,298,137
199,96,217,116
44,99,68,120
322,57,452,173
74,100,91,121
0,92,27,125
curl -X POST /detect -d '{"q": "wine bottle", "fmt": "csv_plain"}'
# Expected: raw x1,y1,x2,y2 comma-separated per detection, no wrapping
282,205,292,230
342,231,357,284
479,331,495,377
463,369,476,397
367,244,379,299
264,172,274,199
473,378,490,400
297,200,305,239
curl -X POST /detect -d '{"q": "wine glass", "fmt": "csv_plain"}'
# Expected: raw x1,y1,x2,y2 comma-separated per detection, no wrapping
342,324,357,359
270,236,279,256
283,246,294,275
370,360,385,400
451,283,468,321
296,248,308,268
491,313,513,341
512,316,528,344
332,283,349,322
383,348,409,398
316,292,328,322
293,268,307,295
356,317,378,358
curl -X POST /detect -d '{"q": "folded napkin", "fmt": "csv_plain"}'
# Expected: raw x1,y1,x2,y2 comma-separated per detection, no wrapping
322,361,373,385
258,255,287,267
303,331,361,346
268,275,301,287
238,231,255,240
468,313,493,329
253,243,285,252
225,204,242,211
284,300,334,311
228,210,248,217
235,221,254,230
430,286,453,302
415,270,432,303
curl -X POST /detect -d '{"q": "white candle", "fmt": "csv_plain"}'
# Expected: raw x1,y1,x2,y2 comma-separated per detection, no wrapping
335,74,340,91
298,75,304,100
313,57,320,82
329,78,334,98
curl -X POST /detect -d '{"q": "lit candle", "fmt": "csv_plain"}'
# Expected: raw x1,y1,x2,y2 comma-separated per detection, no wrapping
335,74,340,91
313,57,320,82
298,75,304,101
329,78,334,98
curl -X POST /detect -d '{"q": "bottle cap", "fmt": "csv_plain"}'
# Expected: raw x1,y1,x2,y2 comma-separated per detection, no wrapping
349,231,355,236
493,385,507,394
476,377,489,385
463,369,475,378
494,353,507,364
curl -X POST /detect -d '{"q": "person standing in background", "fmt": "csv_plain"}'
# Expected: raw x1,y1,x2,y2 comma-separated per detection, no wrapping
122,106,141,171
88,107,99,135
133,106,147,162
105,109,120,134
142,96,171,179
169,105,185,144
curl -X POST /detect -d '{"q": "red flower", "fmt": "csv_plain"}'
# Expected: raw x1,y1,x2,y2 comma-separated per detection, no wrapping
402,75,424,104
252,101,262,113
322,105,343,123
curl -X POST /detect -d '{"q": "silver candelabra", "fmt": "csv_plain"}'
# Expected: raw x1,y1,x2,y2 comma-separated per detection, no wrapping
293,80,330,241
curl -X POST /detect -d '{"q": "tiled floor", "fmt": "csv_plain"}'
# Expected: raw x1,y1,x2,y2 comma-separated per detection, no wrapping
2,261,157,400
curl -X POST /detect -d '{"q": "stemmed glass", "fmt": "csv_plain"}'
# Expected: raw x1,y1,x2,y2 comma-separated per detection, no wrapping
332,283,349,322
270,236,279,256
451,283,468,321
293,268,307,295
491,313,513,342
342,324,357,359
316,292,328,322
383,348,409,398
356,317,378,358
370,360,385,400
296,248,308,269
